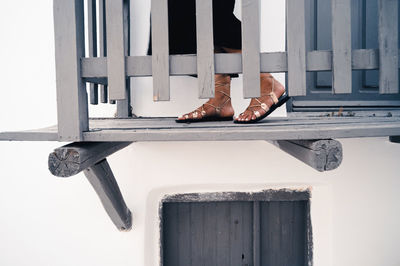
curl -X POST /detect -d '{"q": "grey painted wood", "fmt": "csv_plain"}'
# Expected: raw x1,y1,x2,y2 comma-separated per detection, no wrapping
196,0,215,99
294,0,400,113
2,116,400,142
286,0,307,96
48,142,131,177
151,0,170,101
98,0,108,103
116,0,132,118
83,158,132,231
260,201,307,266
253,201,261,266
163,190,311,203
378,0,399,94
389,136,400,143
331,0,352,94
106,0,127,100
81,50,400,78
163,200,309,266
88,0,98,105
53,0,88,141
242,0,261,98
269,139,343,171
163,202,253,266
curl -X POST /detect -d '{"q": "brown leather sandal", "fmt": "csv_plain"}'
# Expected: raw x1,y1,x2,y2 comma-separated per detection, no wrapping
234,75,290,124
176,80,233,123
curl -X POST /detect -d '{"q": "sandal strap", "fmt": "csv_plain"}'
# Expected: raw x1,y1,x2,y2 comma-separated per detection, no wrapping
187,80,232,119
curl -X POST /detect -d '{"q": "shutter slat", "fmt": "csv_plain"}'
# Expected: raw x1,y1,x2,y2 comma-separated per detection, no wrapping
378,0,399,94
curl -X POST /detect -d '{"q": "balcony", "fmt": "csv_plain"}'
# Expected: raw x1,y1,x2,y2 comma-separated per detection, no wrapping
0,0,399,230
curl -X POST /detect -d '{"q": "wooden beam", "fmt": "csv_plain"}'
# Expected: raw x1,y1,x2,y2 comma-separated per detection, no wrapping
84,158,132,231
196,0,215,99
378,0,399,94
81,49,400,78
53,0,88,141
48,142,132,177
269,139,343,172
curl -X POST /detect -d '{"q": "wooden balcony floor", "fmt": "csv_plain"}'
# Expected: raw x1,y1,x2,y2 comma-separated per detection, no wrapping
1,114,400,142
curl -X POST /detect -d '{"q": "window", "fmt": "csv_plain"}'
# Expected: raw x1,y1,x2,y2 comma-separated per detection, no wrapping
161,191,312,266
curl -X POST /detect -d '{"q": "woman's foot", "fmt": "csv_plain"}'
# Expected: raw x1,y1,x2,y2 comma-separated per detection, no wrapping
234,73,287,123
176,74,234,123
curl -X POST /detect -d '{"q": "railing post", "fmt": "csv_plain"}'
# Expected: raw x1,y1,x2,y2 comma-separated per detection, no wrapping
88,0,99,105
53,0,88,141
378,0,399,94
99,0,109,104
286,0,307,96
116,0,132,118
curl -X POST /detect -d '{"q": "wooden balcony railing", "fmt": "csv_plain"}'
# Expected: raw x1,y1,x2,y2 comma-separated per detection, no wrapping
46,0,400,141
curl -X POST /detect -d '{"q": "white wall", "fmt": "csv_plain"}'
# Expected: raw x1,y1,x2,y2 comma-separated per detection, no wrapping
0,1,400,266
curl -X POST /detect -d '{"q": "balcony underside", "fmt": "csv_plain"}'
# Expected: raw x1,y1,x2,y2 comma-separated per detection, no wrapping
1,114,400,142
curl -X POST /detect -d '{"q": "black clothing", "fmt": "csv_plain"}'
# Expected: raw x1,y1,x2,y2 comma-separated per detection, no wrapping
147,0,242,77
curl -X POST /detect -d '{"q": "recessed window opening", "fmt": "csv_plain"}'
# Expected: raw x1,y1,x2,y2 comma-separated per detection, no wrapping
160,190,312,266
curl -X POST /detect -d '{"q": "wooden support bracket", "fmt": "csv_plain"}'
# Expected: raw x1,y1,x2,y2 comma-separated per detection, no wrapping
269,139,343,172
84,159,132,231
48,142,131,177
48,142,132,231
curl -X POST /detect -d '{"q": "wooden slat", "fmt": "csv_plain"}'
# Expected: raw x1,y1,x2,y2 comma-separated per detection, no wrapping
106,0,127,100
196,0,215,99
81,49,400,78
242,0,261,98
88,0,99,105
286,0,307,96
98,0,108,103
151,0,170,101
253,202,261,266
331,0,352,94
116,0,131,118
53,0,88,141
2,117,400,142
378,0,399,94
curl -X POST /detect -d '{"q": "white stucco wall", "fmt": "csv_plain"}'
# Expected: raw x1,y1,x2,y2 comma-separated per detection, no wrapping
0,1,400,266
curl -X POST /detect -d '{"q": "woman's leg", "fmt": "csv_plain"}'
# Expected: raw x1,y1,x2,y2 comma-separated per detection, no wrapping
221,47,286,122
176,46,234,122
